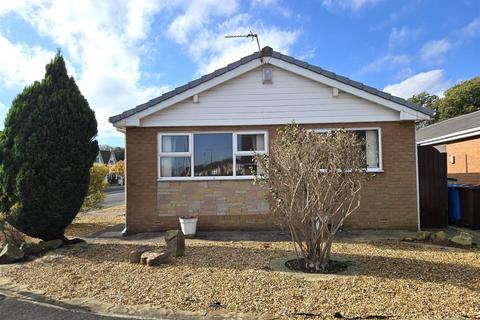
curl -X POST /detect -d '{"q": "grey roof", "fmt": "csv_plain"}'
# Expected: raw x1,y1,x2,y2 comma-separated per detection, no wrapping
100,150,111,164
416,110,480,143
109,46,434,123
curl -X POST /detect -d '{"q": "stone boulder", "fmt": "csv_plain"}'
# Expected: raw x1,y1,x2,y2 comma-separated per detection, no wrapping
129,248,148,264
39,239,63,251
450,232,473,246
164,230,185,257
414,231,431,241
432,231,447,241
0,244,25,264
140,250,171,266
19,242,43,255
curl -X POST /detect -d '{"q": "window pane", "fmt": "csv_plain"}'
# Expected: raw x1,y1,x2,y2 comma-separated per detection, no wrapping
162,135,189,152
237,134,265,152
236,156,261,176
365,130,379,168
194,133,233,176
160,157,191,177
355,130,379,168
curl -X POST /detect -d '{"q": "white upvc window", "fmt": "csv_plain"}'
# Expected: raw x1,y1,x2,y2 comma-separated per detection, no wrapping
314,127,383,172
233,131,268,176
158,133,192,178
158,131,269,180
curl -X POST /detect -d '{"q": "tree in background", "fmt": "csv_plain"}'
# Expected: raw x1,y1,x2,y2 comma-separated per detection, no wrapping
0,52,98,241
408,92,441,128
410,77,480,126
81,164,109,212
436,77,480,121
255,124,369,272
109,160,125,182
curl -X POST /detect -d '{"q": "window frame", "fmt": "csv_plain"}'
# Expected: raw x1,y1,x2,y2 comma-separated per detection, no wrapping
157,133,193,178
313,127,383,173
157,130,269,181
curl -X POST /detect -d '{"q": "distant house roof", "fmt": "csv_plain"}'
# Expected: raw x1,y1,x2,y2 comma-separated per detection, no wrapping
109,46,433,124
416,110,480,145
100,150,111,164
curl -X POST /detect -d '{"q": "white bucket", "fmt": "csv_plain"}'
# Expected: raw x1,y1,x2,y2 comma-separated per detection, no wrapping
179,217,198,236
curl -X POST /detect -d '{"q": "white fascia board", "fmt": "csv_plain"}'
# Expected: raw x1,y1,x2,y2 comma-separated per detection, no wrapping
113,59,263,127
417,127,480,146
269,58,428,121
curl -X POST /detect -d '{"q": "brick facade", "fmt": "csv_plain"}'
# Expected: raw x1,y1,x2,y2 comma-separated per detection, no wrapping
125,121,419,233
446,137,480,184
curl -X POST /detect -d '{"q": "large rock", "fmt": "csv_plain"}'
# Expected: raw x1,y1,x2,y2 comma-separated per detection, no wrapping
164,230,185,257
129,248,147,264
414,231,431,241
432,231,447,241
450,232,473,246
39,239,63,251
0,244,25,264
20,242,43,255
140,250,171,266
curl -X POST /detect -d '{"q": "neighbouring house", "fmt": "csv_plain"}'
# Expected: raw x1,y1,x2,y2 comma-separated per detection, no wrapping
417,110,480,185
94,150,117,166
109,47,433,234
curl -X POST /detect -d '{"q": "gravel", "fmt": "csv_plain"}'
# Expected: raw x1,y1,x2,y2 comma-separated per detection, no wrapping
1,237,479,319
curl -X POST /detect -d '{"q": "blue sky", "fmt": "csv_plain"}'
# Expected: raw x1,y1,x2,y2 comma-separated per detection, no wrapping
0,0,479,147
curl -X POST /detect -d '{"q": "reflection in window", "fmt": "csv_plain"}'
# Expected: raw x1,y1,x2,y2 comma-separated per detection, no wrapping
237,134,265,152
236,155,262,176
354,130,379,169
194,133,233,176
162,135,189,152
160,157,191,177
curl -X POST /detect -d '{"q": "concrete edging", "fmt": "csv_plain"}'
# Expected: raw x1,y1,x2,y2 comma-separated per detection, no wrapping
268,255,365,282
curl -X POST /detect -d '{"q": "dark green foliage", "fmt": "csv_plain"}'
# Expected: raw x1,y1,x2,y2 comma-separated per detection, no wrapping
408,92,441,128
436,77,480,121
410,77,480,126
0,52,98,240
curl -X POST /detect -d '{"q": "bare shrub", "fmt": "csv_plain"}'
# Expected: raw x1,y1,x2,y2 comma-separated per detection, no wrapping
255,123,370,272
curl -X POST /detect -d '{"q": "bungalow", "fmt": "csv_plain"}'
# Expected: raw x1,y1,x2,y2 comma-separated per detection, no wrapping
109,47,433,234
94,150,117,165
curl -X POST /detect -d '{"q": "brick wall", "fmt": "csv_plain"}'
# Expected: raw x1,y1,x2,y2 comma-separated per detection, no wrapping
446,138,480,184
125,121,419,233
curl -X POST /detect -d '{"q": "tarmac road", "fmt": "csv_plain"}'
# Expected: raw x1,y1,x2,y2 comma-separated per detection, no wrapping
101,186,125,208
0,294,150,320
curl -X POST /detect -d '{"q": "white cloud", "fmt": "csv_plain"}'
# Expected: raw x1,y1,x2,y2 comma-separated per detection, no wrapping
462,18,480,38
0,34,54,88
166,5,299,75
0,0,299,138
0,0,170,138
251,0,279,7
420,38,451,62
388,26,421,47
383,69,449,98
360,54,411,74
395,67,414,80
167,0,239,44
322,0,381,11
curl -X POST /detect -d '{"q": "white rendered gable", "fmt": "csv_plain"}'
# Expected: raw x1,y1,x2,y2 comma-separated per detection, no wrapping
140,65,400,127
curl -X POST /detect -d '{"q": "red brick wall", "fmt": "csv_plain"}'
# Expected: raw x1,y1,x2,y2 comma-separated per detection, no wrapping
446,138,480,184
125,121,419,233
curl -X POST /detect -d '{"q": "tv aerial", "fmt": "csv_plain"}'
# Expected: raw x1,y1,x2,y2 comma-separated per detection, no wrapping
225,31,264,62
